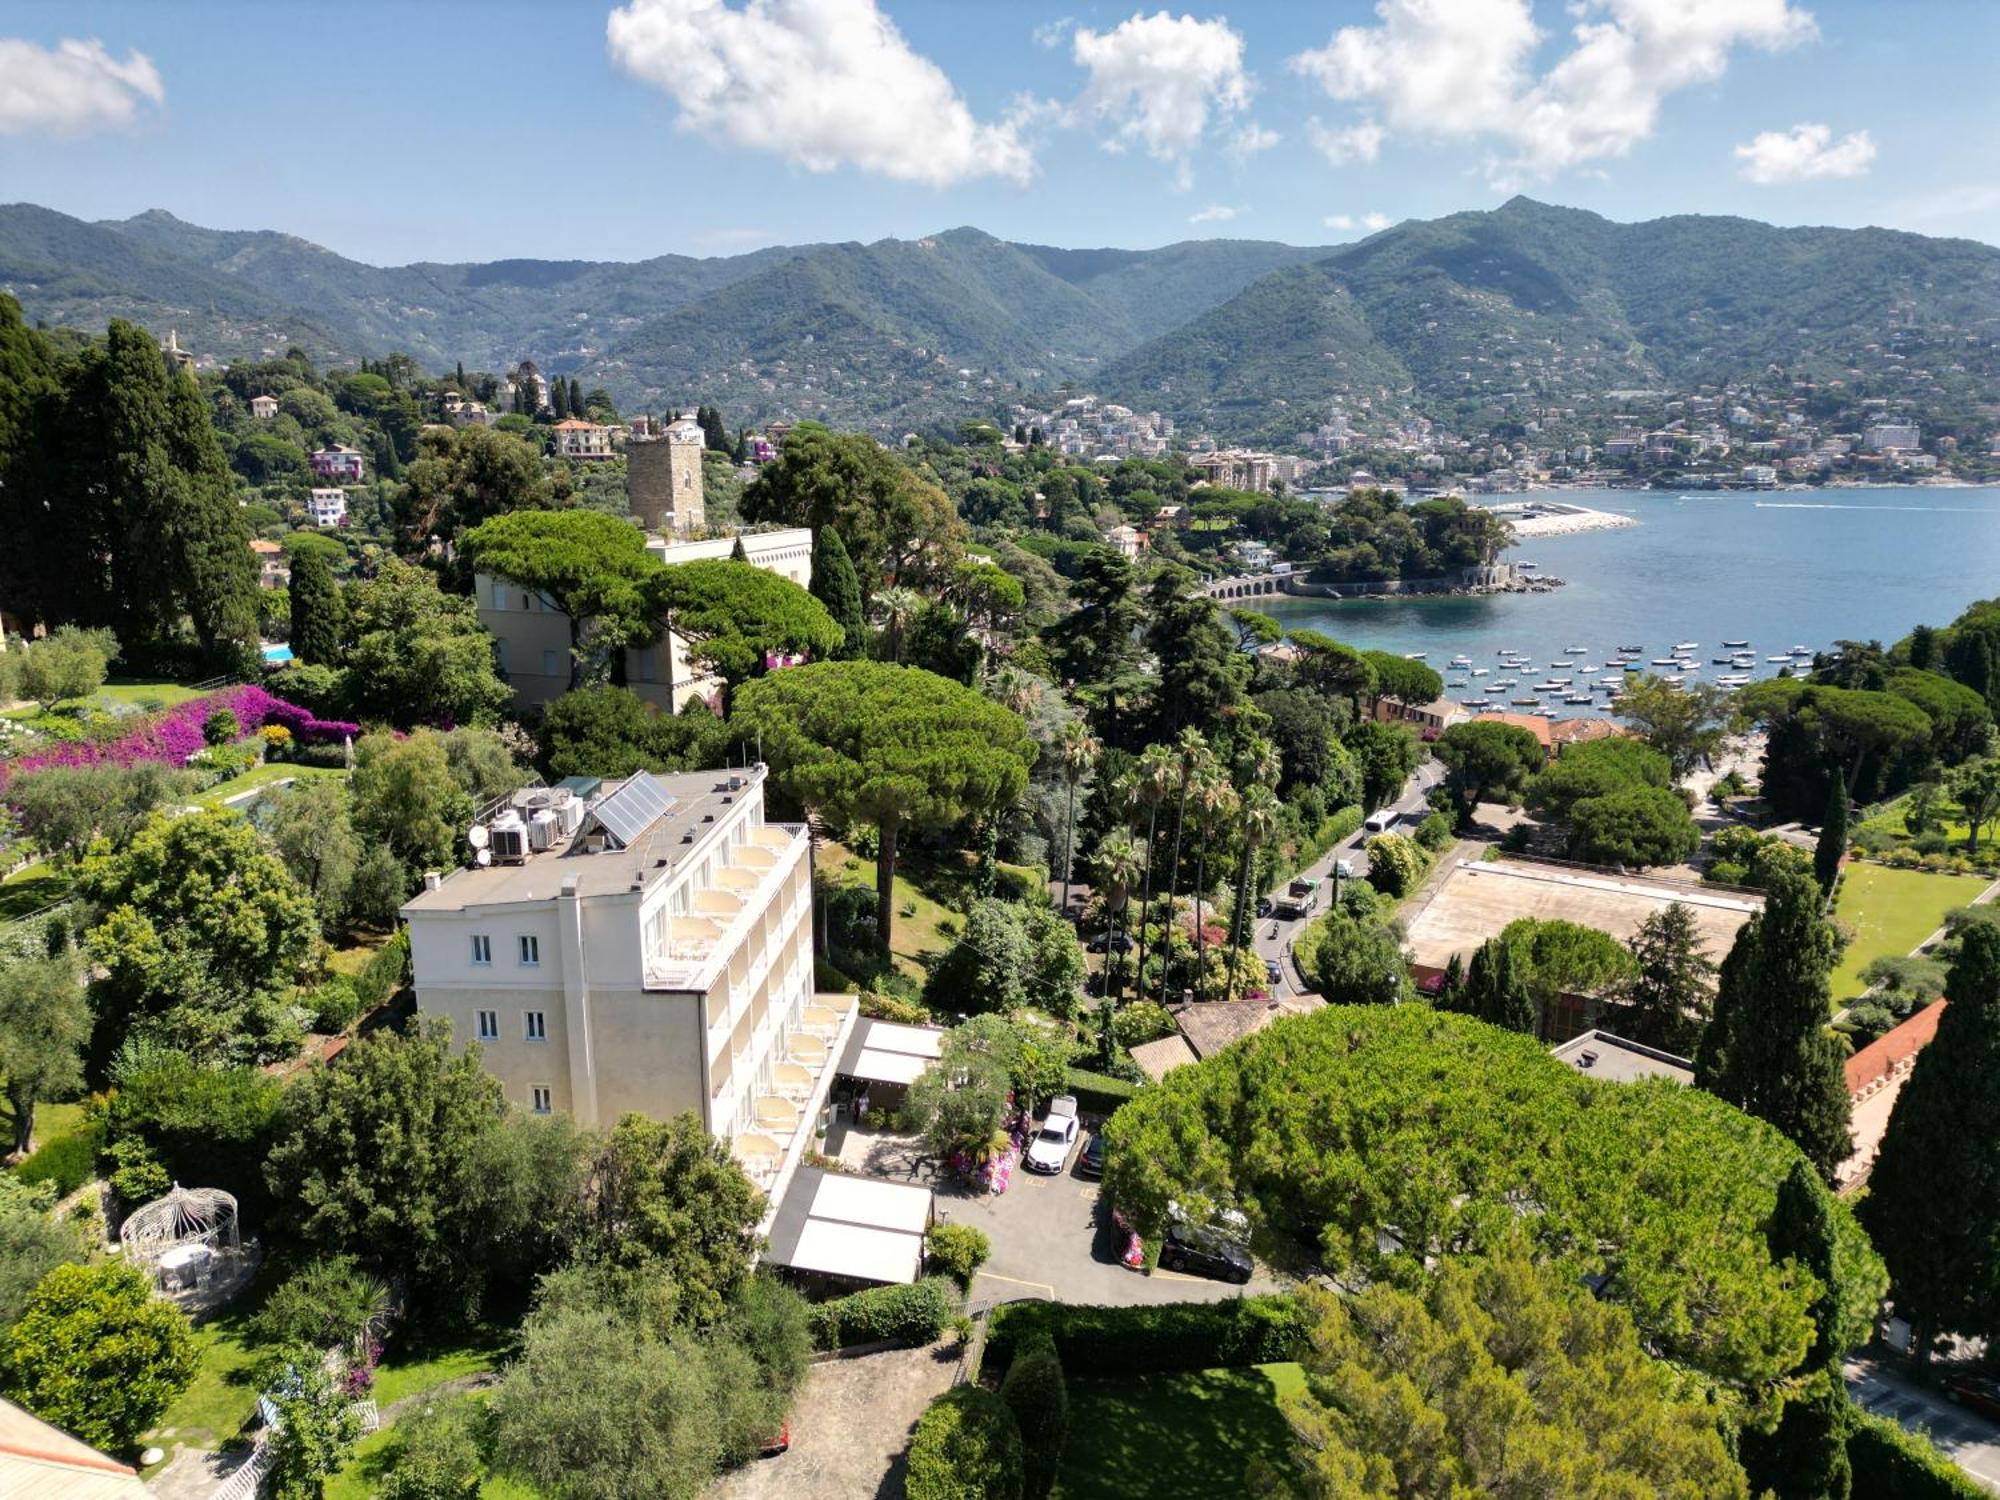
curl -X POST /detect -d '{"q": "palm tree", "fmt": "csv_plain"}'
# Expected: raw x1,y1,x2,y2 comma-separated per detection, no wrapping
1190,771,1239,999
1165,728,1209,910
875,586,921,663
1090,827,1145,1001
989,663,1043,718
1057,720,1101,915
1229,739,1283,949
1229,785,1283,1001
1132,743,1177,1005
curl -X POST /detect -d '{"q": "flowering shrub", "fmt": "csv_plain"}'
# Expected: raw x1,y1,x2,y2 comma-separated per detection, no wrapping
0,684,359,788
261,724,293,748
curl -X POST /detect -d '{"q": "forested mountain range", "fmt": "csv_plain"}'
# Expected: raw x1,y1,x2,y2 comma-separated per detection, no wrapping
2,197,1996,439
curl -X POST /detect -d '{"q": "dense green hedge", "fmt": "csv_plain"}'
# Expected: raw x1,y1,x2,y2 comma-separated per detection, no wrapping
352,929,410,1011
1000,1333,1068,1500
808,1275,959,1349
984,1294,1305,1380
906,1385,1024,1500
14,1117,104,1198
994,862,1046,905
1847,1411,1988,1499
1062,1067,1141,1115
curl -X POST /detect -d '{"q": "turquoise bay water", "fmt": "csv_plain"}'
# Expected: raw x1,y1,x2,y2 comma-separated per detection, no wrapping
1264,487,2000,713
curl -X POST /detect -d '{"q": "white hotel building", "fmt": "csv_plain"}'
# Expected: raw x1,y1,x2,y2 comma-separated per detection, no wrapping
399,765,856,1200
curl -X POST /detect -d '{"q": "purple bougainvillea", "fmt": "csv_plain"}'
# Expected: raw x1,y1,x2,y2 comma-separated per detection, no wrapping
0,684,360,789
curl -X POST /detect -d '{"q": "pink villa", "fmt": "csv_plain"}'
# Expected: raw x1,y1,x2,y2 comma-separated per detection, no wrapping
310,445,366,482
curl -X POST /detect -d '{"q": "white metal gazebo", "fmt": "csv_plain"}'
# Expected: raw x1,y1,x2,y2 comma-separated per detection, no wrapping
121,1183,241,1287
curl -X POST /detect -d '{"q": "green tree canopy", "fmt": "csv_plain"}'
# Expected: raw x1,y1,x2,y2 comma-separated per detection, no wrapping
264,1022,505,1299
344,559,511,727
1612,675,1738,778
1862,923,2000,1359
1434,719,1545,821
735,662,1034,949
351,729,475,886
13,625,116,710
1296,905,1412,1006
537,686,723,781
287,545,347,666
808,524,866,657
2,762,196,864
0,1177,85,1331
1620,901,1718,1056
462,509,661,690
398,424,558,555
1286,1243,1749,1498
1101,1004,1885,1393
79,808,320,1064
1500,917,1638,1033
0,953,88,1155
648,559,842,708
5,1261,197,1452
741,422,964,588
1695,868,1853,1182
1526,736,1673,822
1362,650,1444,707
1344,719,1421,812
1567,785,1701,868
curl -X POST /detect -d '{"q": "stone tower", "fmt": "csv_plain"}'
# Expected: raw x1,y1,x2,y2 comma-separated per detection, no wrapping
628,416,706,535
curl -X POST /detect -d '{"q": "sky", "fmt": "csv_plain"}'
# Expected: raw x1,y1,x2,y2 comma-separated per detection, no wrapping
1,0,1994,266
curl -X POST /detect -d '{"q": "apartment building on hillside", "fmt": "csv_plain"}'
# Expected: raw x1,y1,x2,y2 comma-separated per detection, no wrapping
400,765,855,1202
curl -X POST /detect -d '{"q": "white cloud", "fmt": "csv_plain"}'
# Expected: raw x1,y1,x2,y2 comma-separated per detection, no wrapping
1033,17,1075,50
1322,210,1393,234
1290,0,1817,185
1189,204,1240,224
1307,116,1384,165
606,0,1034,187
1227,122,1280,161
0,37,164,135
1734,121,1874,183
1070,11,1252,185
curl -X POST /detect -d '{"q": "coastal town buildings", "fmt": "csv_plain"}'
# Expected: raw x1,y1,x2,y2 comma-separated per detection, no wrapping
309,445,365,483
307,488,348,527
552,418,616,459
249,394,279,419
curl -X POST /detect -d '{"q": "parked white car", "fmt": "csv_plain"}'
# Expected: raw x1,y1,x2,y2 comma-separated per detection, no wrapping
1024,1095,1080,1174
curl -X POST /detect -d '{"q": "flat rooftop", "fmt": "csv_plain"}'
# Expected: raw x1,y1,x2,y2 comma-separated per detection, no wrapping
1551,1030,1694,1086
401,766,769,912
1404,857,1760,972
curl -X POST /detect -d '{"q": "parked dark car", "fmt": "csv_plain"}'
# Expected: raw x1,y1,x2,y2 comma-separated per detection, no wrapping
1943,1373,2000,1423
1086,930,1134,952
1264,958,1282,983
1160,1224,1251,1284
1078,1131,1105,1178
1255,896,1274,917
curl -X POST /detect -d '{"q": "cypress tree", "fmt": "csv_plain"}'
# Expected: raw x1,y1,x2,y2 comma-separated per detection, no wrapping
1906,623,1937,671
809,526,866,659
1815,782,1848,896
1743,1375,1852,1500
1862,923,2000,1363
550,376,569,420
729,535,749,563
1694,867,1852,1181
568,376,583,416
1946,628,1995,706
1621,900,1715,1055
162,363,259,663
455,360,465,388
1438,952,1465,1010
288,548,347,666
1768,1157,1842,1367
1464,938,1535,1034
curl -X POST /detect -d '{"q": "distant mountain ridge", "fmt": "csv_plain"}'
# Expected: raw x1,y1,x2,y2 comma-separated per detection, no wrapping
1,198,1995,438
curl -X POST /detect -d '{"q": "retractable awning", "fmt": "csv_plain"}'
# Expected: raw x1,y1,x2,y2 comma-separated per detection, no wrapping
834,1018,946,1086
765,1167,934,1285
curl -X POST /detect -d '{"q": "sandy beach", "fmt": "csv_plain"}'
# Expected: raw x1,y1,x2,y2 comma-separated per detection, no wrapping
1479,501,1639,539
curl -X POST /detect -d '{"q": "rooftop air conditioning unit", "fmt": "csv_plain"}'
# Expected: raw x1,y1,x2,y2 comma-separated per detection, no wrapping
555,796,584,836
489,813,528,865
528,810,560,851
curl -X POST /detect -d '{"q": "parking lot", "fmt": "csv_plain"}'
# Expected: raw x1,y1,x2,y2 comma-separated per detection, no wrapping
827,1116,1282,1311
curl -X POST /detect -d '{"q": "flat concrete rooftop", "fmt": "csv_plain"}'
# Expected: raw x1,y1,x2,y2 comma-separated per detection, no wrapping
401,766,768,912
1405,857,1760,971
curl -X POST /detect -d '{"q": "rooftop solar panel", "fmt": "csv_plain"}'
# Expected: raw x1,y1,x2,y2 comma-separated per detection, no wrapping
587,771,674,847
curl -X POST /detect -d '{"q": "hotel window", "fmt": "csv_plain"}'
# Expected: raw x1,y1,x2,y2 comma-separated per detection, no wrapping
476,1010,498,1042
519,935,540,966
530,1085,552,1115
524,1010,547,1042
470,934,492,965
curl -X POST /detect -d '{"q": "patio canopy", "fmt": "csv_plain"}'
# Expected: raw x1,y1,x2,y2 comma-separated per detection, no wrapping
765,1167,933,1285
835,1019,945,1087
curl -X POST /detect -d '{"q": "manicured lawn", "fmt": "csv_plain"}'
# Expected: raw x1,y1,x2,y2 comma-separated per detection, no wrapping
1054,1362,1305,1500
1830,862,1991,1002
97,678,211,710
191,762,345,808
0,861,71,920
367,1320,513,1409
148,1275,279,1451
818,839,968,986
327,1409,538,1500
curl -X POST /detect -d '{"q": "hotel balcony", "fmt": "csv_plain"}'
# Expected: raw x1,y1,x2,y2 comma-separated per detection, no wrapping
644,823,809,992
729,990,859,1201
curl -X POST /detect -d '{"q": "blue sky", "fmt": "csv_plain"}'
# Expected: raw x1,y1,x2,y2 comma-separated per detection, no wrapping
1,1,1993,265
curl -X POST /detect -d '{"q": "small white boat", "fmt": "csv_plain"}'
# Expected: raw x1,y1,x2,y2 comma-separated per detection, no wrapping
1722,639,1750,649
1404,651,1427,660
1486,683,1509,694
1618,644,1643,653
1789,645,1811,656
1564,645,1587,654
1565,693,1594,704
1651,657,1678,666
1674,641,1698,652
1511,696,1540,706
1717,674,1750,686
1450,655,1474,666
1766,654,1793,663
1471,667,1490,676
1577,663,1601,672
1597,676,1624,688
1623,662,1645,672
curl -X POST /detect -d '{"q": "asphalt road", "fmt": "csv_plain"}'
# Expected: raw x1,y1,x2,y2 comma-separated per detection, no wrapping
1253,763,1443,997
1846,1358,2000,1494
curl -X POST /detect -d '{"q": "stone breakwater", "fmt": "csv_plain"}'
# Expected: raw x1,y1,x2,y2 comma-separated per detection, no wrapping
1483,502,1639,539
